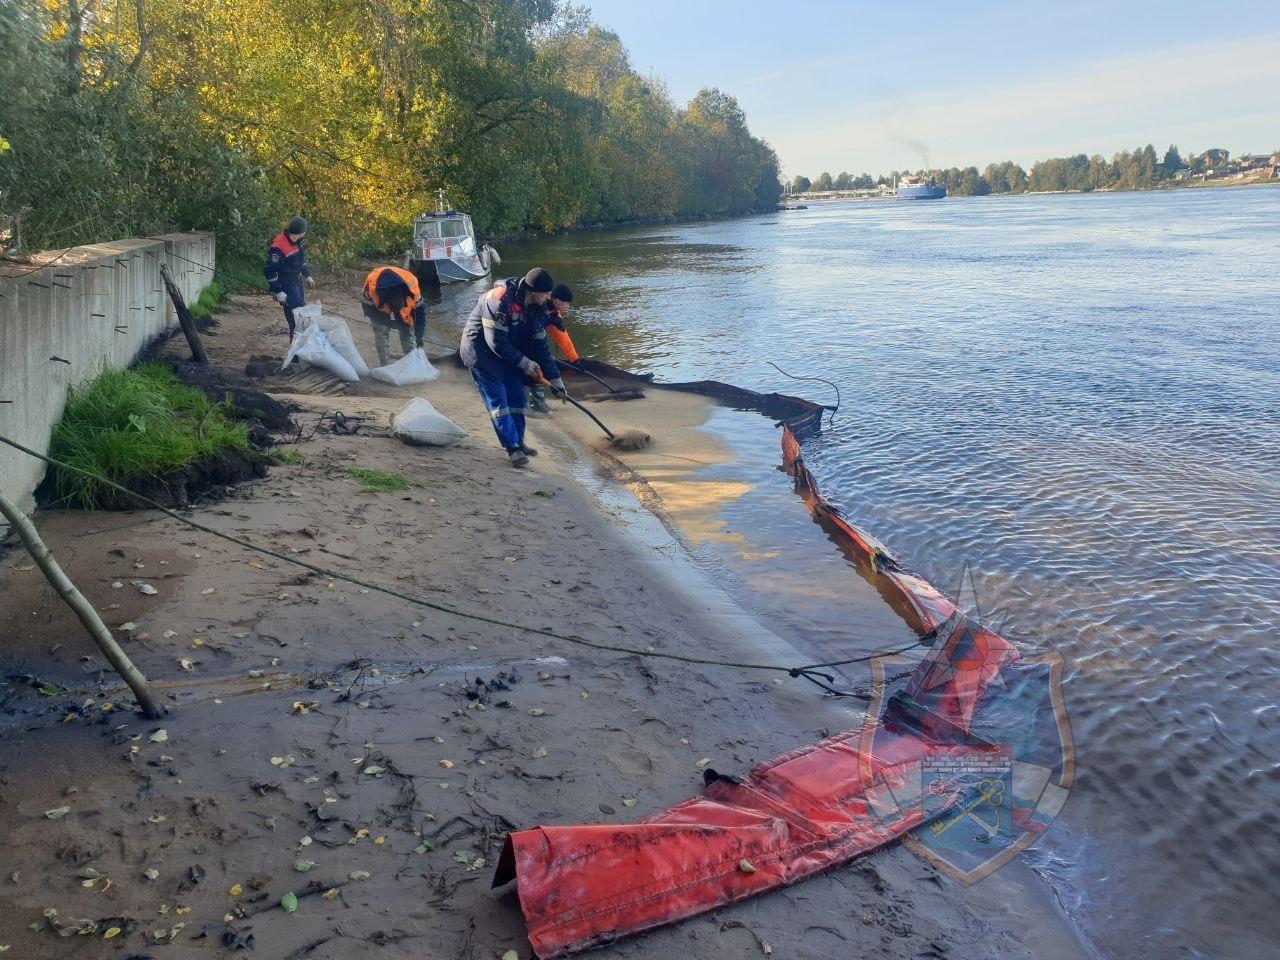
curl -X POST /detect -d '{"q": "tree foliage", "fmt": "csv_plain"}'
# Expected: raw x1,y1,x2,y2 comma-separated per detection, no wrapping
790,143,1209,198
0,1,780,261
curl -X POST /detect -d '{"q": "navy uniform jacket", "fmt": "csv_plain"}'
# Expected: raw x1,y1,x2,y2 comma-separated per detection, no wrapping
263,231,312,308
460,278,559,382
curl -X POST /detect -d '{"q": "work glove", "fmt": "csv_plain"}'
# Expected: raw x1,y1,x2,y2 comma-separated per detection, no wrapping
415,337,425,349
305,276,316,289
549,378,567,398
275,291,289,305
519,357,542,380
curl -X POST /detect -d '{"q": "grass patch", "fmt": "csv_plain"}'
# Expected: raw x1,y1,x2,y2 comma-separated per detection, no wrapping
189,280,224,321
271,447,306,465
344,468,410,493
46,364,251,508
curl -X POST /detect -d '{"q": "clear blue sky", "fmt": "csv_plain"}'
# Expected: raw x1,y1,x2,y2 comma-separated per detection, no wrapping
581,0,1280,177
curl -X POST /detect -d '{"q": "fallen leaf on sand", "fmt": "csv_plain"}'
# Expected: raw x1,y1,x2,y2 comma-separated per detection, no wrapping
532,747,547,758
622,798,638,807
178,659,193,671
322,888,338,900
374,836,385,845
438,759,454,769
162,630,178,639
363,765,385,776
119,622,138,631
528,708,546,717
580,691,589,700
143,868,159,880
432,736,445,744
247,562,265,570
414,839,437,853
229,884,242,896
503,951,519,960
293,859,314,873
191,637,205,648
291,701,311,715
149,729,169,743
695,757,712,769
354,828,370,840
270,756,295,767
738,859,757,873
103,928,121,939
538,671,554,681
201,588,215,595
281,891,298,913
349,871,370,882
111,581,124,589
44,806,71,821
138,583,158,596
452,850,478,865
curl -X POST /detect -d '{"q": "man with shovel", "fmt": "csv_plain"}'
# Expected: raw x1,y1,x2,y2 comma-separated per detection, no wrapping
460,267,565,467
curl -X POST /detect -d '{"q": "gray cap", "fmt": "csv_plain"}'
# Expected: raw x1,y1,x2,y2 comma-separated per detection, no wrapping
523,267,554,293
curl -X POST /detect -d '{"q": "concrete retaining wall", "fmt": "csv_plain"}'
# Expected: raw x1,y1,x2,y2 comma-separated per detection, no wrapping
0,231,216,509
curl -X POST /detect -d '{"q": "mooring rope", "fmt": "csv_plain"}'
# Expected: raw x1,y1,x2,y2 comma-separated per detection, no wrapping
0,434,926,684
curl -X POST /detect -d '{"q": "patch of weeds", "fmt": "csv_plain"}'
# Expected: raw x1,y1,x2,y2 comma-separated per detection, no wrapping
344,468,411,493
271,448,306,465
188,280,224,321
45,363,250,508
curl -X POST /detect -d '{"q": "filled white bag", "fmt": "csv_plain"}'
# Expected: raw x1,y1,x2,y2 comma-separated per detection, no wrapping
282,325,359,382
391,398,467,447
293,304,370,377
292,303,324,327
315,316,369,376
370,347,439,386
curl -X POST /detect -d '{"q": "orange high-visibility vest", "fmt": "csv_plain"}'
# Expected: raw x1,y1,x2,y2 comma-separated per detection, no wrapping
363,266,422,327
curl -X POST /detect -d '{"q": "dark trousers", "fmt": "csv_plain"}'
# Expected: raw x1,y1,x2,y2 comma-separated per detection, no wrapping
470,367,527,451
280,277,305,335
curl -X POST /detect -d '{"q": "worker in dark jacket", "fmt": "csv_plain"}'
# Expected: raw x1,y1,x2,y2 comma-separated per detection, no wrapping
460,267,564,467
263,216,313,336
361,266,426,365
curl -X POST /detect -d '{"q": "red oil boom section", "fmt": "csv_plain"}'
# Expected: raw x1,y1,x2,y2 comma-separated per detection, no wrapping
494,422,1026,958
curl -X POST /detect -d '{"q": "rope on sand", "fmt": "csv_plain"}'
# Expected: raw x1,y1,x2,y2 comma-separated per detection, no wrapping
0,433,924,685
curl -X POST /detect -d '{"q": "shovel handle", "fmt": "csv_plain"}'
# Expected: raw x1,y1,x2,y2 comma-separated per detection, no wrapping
563,359,621,395
557,390,616,440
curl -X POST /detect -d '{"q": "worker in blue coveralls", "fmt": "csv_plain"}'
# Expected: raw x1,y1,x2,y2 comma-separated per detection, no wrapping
263,216,314,336
460,267,565,467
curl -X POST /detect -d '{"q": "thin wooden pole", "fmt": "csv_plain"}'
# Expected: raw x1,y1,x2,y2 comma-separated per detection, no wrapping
159,262,208,364
0,492,165,719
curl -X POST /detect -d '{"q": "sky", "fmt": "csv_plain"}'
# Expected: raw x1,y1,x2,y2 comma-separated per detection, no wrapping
580,0,1280,177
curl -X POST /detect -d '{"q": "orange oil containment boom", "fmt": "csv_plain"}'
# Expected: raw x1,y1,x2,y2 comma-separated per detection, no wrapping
493,424,1022,957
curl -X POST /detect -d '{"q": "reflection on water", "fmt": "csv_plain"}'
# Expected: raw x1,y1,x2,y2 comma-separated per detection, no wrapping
433,187,1280,960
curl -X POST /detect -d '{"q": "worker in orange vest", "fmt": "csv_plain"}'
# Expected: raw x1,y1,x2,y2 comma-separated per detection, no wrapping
361,266,426,365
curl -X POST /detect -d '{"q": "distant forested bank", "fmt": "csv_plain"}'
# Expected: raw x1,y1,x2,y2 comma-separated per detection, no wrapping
790,144,1277,196
0,1,781,264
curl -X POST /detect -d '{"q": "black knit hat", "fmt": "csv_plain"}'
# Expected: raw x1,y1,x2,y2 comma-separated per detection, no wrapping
551,283,573,303
287,216,308,235
523,267,554,293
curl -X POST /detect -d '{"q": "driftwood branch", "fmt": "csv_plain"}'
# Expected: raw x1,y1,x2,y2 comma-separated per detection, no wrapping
0,491,164,719
159,262,208,364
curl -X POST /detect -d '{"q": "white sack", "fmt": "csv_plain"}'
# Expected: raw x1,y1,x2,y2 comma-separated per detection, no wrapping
369,347,439,386
282,325,359,382
292,303,324,328
392,397,467,447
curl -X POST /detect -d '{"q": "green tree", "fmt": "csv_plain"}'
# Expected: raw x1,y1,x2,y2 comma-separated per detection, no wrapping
813,171,833,191
790,174,811,193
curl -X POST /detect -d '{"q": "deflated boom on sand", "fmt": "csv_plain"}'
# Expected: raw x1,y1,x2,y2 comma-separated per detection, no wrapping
492,408,1043,958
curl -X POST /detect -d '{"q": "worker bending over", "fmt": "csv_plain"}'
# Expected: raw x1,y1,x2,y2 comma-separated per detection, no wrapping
361,266,426,365
460,267,565,467
529,282,579,413
263,216,314,336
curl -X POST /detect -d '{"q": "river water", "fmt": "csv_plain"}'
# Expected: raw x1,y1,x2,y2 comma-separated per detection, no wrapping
431,186,1280,960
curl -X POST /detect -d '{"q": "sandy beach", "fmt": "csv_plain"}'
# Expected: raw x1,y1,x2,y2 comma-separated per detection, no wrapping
0,277,1090,959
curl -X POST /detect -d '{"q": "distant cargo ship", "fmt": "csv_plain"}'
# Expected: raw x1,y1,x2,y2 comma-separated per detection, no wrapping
895,174,946,200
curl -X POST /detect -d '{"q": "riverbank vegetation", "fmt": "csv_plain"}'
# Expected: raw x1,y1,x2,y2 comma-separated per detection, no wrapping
42,365,250,509
0,1,781,263
793,143,1277,196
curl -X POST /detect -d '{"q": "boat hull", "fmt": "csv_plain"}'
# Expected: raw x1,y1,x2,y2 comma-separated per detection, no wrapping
896,185,946,200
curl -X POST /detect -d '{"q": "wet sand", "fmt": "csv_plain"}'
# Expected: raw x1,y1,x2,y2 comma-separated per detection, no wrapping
0,279,1089,958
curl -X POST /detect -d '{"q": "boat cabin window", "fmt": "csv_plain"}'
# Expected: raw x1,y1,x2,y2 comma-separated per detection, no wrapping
439,219,468,239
